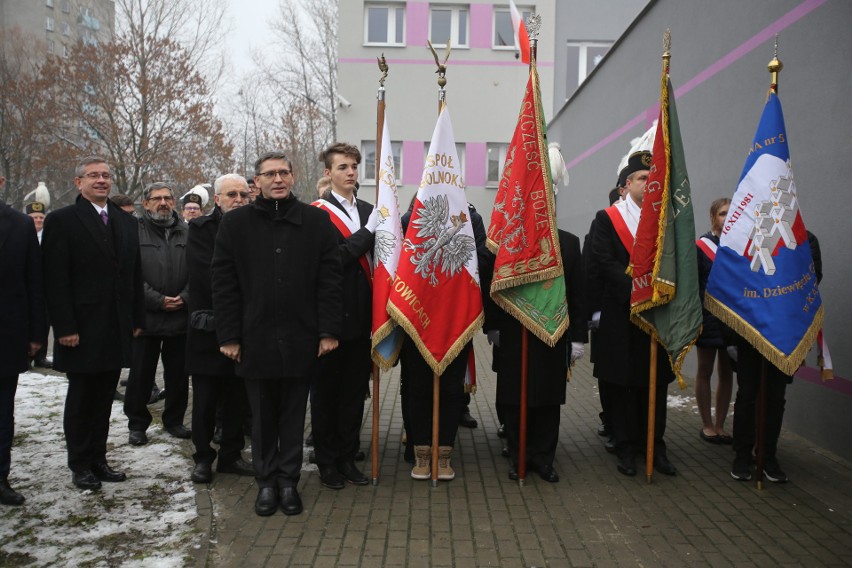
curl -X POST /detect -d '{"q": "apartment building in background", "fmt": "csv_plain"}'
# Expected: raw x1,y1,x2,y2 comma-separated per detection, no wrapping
0,0,115,56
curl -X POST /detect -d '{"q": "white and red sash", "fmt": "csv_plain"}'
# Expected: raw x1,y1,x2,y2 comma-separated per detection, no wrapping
313,199,372,287
696,236,718,261
604,200,636,253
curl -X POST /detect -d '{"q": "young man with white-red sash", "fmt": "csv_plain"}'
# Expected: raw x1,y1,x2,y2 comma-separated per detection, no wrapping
311,143,380,489
588,150,678,478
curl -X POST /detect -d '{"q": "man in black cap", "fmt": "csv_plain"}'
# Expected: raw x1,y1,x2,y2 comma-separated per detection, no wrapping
588,150,677,478
181,188,206,223
24,201,52,369
1,175,46,505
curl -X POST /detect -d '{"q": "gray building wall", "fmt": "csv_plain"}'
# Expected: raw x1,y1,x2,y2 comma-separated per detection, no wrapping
548,0,852,461
1,0,115,55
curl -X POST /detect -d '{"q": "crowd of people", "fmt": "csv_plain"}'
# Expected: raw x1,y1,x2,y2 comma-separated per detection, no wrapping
0,141,813,515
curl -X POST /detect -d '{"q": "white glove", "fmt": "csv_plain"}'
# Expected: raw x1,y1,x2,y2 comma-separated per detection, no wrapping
570,342,585,363
486,330,500,347
588,311,601,330
366,207,381,233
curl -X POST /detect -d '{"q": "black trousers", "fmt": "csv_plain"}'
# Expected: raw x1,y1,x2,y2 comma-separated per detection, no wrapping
124,334,189,431
733,343,789,459
244,377,309,489
403,340,467,447
0,375,19,478
608,381,669,461
64,370,121,472
497,402,560,468
598,379,614,431
191,374,249,465
312,338,371,466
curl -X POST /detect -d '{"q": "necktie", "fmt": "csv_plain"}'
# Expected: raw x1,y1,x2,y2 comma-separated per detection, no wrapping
100,210,109,226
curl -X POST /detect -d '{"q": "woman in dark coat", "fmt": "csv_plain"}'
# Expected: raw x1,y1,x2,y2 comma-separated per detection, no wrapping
695,198,734,444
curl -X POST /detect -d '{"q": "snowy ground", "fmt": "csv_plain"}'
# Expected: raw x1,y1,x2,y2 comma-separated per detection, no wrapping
0,372,199,567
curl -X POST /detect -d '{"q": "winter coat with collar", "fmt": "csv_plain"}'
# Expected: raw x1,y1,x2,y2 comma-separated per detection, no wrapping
137,210,189,336
212,194,343,380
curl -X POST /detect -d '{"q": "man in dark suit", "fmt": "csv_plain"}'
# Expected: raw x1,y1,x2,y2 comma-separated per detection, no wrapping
42,156,145,491
310,143,378,489
213,150,343,516
0,175,46,505
186,173,253,483
491,228,587,483
589,151,677,478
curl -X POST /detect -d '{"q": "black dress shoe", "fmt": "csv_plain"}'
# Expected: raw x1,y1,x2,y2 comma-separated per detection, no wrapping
508,466,519,481
279,487,303,516
354,450,366,462
318,464,345,490
604,436,616,453
148,386,161,405
129,430,148,446
212,426,223,445
72,470,102,491
497,424,506,438
191,463,213,483
304,432,314,446
33,357,53,369
217,457,254,477
338,461,369,486
166,425,192,439
0,478,25,506
501,444,509,458
533,463,560,483
460,411,478,428
597,423,610,437
653,454,677,476
617,456,637,477
254,487,278,516
91,462,127,482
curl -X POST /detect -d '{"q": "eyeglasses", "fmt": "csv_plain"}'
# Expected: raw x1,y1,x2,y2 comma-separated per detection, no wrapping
147,195,175,202
257,169,292,180
222,191,250,199
82,172,111,180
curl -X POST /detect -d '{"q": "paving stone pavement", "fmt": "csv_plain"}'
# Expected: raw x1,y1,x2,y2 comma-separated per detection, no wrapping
190,335,852,567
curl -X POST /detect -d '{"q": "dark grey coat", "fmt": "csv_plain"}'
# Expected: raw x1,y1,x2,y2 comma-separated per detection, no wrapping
137,211,189,336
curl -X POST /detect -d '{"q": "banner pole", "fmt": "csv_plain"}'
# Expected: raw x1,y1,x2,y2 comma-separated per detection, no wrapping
646,337,658,483
431,373,440,486
756,358,767,490
518,327,529,486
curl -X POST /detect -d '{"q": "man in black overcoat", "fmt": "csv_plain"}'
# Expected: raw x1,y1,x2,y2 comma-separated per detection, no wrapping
589,151,677,478
310,143,378,489
0,176,46,505
42,156,145,491
492,227,587,483
186,174,253,483
212,150,343,516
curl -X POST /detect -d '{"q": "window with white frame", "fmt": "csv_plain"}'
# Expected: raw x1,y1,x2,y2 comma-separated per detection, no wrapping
486,143,509,187
493,6,533,50
46,0,54,8
361,140,402,184
62,0,70,13
63,43,69,57
430,5,469,48
46,39,55,54
365,4,405,46
62,22,71,36
565,41,612,97
46,17,55,32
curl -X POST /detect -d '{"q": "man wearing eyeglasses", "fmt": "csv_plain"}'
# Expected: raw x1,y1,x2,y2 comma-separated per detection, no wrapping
212,151,343,516
186,174,254,484
123,182,193,447
42,156,145,491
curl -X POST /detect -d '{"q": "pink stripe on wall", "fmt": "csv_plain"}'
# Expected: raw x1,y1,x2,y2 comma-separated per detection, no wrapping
564,0,827,171
796,366,851,397
402,140,424,186
338,57,547,68
407,2,428,48
465,142,487,187
470,4,493,49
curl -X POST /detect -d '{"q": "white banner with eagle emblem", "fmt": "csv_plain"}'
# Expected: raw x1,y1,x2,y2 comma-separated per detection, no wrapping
388,105,484,375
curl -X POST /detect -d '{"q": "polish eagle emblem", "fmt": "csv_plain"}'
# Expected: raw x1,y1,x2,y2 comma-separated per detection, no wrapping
403,194,476,286
373,205,397,266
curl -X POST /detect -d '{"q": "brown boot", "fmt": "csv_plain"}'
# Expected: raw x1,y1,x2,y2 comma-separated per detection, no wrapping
411,445,431,480
437,446,455,481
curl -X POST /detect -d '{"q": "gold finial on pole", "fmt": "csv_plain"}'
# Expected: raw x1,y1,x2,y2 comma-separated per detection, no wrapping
768,34,783,93
427,39,452,90
377,53,389,88
662,29,672,71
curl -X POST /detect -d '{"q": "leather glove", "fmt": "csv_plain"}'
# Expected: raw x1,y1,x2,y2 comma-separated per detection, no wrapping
570,342,585,363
